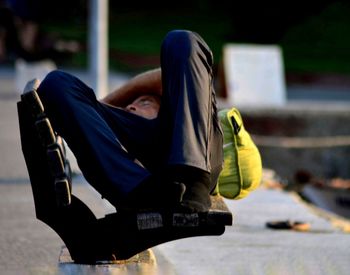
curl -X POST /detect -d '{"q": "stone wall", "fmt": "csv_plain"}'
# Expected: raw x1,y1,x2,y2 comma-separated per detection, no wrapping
239,105,350,184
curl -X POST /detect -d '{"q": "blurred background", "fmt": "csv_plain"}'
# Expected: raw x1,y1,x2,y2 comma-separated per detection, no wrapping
1,0,350,76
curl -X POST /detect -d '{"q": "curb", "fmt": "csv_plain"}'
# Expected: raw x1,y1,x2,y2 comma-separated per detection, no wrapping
290,191,350,233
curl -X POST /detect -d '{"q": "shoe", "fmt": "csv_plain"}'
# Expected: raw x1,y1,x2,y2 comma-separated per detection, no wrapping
21,79,72,207
168,166,213,213
180,180,212,212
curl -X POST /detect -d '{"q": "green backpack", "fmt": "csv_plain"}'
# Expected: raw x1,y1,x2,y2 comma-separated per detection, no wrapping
213,107,262,200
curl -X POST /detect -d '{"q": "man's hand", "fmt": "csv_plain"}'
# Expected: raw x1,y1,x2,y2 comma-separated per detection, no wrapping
100,68,162,108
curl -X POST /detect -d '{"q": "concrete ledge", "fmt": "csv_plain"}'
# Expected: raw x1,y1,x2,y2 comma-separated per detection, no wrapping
239,105,350,182
59,246,156,265
59,246,157,274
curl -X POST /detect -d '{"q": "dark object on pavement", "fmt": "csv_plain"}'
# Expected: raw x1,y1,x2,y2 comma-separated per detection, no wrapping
266,220,310,231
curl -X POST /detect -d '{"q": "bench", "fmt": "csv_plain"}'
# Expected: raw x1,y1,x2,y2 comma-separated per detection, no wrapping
17,79,233,264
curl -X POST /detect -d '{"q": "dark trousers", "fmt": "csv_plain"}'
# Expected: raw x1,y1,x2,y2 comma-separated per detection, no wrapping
37,30,223,203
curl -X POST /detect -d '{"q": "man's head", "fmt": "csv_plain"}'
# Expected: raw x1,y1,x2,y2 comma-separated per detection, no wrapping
124,94,161,119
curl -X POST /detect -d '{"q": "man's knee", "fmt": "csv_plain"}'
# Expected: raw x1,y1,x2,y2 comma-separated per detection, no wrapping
162,30,193,57
164,30,192,43
162,30,213,67
38,70,70,99
38,70,91,104
42,70,73,87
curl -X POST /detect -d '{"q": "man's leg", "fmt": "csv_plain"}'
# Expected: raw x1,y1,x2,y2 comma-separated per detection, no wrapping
159,30,224,211
37,70,151,206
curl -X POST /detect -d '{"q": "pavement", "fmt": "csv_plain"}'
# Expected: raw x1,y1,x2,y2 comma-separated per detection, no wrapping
1,66,350,275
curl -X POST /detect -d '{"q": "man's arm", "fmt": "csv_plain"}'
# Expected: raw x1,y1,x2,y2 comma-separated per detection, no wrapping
100,68,162,107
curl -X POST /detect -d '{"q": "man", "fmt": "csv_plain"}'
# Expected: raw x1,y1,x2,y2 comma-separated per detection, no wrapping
36,29,223,212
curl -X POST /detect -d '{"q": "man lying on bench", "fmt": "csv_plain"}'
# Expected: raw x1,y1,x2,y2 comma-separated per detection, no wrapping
32,29,224,214
18,29,236,263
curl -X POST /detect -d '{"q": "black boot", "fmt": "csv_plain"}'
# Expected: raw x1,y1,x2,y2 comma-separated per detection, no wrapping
168,165,213,212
